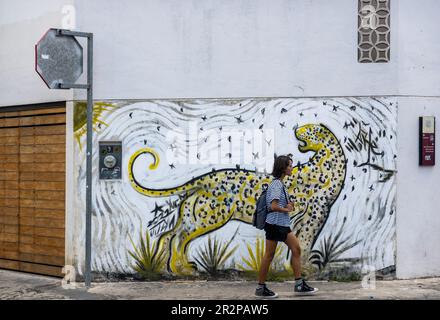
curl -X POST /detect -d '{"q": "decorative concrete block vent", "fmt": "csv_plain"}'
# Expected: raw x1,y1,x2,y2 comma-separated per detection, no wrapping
358,0,390,62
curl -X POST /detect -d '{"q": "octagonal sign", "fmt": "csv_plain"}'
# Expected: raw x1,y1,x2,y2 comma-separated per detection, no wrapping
35,28,83,89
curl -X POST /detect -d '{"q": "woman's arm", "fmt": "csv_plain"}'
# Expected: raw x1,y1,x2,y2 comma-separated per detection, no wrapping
270,199,293,213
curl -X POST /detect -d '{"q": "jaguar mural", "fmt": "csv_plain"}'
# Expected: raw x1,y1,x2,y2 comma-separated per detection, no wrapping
72,98,397,279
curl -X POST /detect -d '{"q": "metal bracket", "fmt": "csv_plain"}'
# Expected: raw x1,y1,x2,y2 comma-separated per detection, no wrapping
56,29,93,39
58,83,90,89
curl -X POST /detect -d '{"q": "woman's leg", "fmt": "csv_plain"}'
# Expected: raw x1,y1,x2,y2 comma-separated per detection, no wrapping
258,239,278,284
284,232,302,279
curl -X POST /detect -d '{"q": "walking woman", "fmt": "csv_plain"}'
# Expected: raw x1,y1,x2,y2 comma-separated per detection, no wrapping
255,155,318,298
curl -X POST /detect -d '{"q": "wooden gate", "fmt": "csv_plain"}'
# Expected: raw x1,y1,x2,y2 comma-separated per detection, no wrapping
0,103,66,277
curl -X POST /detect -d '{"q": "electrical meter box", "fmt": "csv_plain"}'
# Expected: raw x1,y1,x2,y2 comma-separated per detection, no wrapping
99,141,122,179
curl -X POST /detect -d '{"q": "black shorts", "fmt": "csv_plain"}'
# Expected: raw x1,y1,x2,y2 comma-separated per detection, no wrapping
264,223,291,242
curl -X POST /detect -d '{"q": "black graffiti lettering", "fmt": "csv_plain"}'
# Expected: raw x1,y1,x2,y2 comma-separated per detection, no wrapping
352,124,385,167
349,123,397,180
150,217,175,237
148,209,174,227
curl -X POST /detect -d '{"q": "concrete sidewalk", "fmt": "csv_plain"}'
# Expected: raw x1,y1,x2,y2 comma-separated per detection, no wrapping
1,270,440,300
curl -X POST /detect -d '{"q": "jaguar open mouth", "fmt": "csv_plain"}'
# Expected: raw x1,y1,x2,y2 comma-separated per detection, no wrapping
297,138,308,152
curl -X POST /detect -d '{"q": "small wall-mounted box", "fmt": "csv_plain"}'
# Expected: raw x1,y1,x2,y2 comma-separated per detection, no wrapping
419,116,435,166
99,141,122,179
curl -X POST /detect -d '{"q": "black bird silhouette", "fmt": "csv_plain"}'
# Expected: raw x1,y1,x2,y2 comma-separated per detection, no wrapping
281,108,288,114
235,116,244,124
201,115,207,121
261,108,266,115
351,175,355,181
129,112,133,118
259,124,264,130
144,139,147,145
228,136,231,142
361,121,370,126
343,195,347,200
369,185,374,191
169,164,175,169
180,107,184,112
299,112,304,117
197,153,200,160
314,113,318,117
219,126,223,131
252,152,259,160
352,186,355,192
266,139,272,146
332,105,339,112
157,126,161,131
279,122,286,128
323,101,327,106
350,105,356,111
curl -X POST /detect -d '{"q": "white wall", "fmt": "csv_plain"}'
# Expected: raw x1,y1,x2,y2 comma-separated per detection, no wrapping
2,0,440,101
0,0,73,107
72,0,440,278
72,0,398,100
397,0,440,95
2,0,440,278
396,0,440,278
396,97,440,279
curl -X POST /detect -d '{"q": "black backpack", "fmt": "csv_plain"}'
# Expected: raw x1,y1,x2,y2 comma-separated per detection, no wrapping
252,180,289,230
252,189,268,230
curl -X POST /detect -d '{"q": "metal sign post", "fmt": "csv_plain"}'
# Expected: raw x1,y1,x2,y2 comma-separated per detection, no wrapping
35,28,93,288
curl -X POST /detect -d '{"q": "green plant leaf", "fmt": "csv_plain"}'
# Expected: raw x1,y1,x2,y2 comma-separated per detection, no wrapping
127,229,166,277
193,229,239,275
